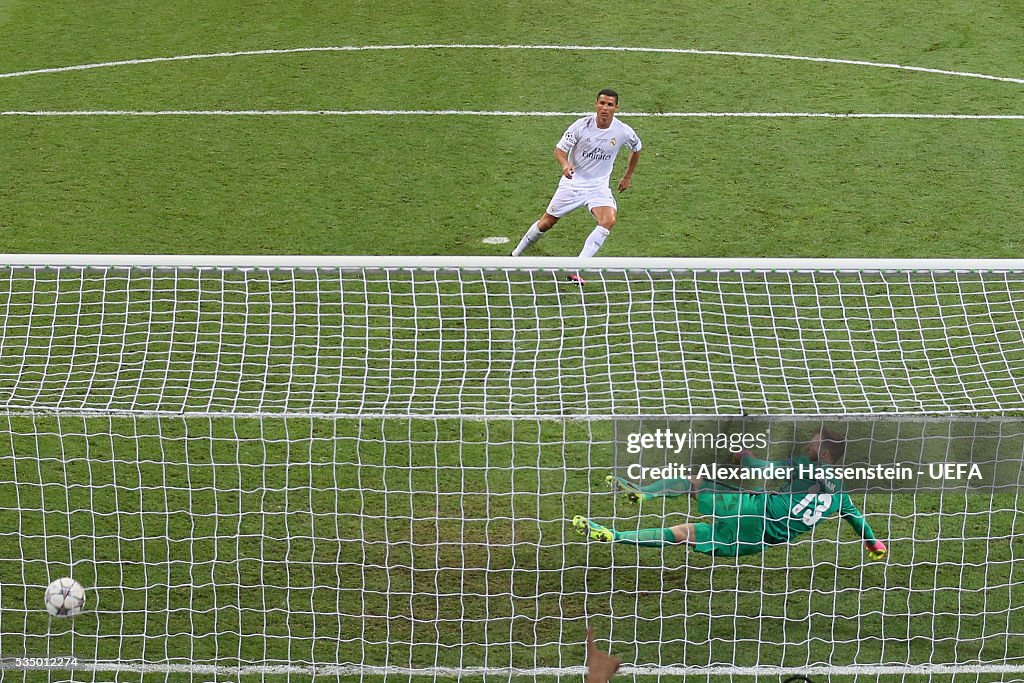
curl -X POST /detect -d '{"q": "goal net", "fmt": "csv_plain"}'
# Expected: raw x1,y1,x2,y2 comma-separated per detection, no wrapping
1,255,1022,681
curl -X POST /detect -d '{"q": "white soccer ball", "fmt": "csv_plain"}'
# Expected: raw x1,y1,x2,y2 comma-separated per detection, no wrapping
44,577,86,618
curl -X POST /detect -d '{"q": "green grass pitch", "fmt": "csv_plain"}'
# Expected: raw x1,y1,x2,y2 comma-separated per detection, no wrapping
1,1,1023,257
1,1,1023,682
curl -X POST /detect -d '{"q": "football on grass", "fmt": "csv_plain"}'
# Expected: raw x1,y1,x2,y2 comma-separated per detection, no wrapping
44,577,86,618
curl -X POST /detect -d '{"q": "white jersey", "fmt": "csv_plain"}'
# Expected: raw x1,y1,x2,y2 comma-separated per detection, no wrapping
555,115,642,187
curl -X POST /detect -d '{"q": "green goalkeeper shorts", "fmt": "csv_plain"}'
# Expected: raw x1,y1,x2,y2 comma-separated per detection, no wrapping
691,487,770,557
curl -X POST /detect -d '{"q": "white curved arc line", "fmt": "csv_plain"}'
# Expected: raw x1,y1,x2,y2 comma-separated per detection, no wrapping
1,43,1023,85
2,110,1024,119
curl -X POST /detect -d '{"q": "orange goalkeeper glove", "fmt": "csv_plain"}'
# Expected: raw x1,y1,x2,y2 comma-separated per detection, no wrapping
866,540,887,561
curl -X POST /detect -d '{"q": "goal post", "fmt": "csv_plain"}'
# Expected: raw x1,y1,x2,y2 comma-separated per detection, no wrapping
1,255,1023,681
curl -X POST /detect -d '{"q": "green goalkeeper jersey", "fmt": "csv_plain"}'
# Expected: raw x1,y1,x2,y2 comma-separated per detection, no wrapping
739,452,878,545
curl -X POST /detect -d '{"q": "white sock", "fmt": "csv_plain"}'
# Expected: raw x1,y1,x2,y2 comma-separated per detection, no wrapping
512,222,545,256
578,226,611,258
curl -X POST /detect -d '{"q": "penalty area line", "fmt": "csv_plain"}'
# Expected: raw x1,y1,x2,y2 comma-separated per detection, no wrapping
2,110,1024,119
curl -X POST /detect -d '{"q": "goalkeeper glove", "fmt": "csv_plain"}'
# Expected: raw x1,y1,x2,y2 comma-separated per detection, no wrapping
865,540,887,561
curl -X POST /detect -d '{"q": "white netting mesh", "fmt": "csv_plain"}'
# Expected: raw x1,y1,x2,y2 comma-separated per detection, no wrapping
2,414,1022,680
2,258,1023,681
0,263,1023,416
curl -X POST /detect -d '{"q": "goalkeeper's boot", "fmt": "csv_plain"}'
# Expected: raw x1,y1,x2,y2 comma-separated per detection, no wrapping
572,516,615,542
606,474,651,504
567,273,587,287
606,474,690,502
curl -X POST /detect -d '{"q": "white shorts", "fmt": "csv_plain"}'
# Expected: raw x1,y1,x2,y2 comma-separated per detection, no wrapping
545,181,616,218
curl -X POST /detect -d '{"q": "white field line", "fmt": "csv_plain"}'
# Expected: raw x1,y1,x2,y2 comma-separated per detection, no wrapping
3,109,1024,119
10,660,1024,678
1,44,1024,85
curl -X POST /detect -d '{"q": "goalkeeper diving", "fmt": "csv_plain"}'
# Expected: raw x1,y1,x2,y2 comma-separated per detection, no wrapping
573,428,888,560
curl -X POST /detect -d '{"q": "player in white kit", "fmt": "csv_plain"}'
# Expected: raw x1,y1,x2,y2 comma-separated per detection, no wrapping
511,89,642,283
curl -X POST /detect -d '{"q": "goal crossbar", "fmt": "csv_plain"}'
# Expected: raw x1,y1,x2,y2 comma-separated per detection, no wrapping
4,254,1024,272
